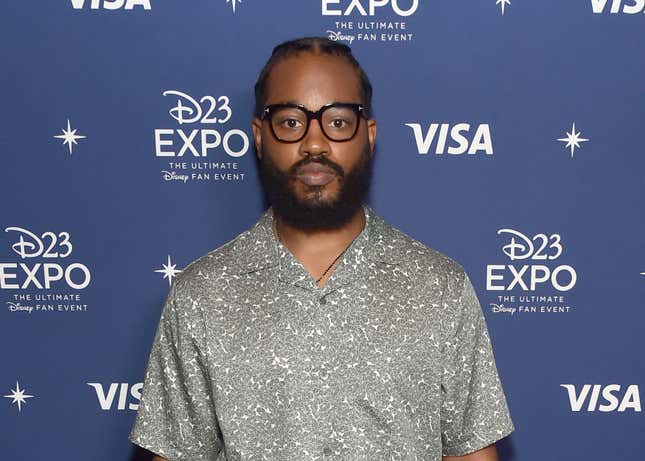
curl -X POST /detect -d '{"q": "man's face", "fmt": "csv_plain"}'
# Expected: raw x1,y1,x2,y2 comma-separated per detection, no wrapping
252,53,377,230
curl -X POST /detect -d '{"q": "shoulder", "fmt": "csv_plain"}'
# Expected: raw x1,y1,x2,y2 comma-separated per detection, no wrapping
368,208,468,298
370,210,465,276
373,216,480,329
169,212,271,300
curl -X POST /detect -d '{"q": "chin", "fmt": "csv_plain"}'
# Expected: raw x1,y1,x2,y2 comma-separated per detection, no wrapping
295,184,340,203
296,197,338,211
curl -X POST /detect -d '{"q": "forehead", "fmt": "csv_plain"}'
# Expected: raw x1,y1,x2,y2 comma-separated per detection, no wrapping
264,53,362,109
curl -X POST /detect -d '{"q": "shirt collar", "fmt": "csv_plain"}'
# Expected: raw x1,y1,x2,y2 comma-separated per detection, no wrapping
229,203,406,291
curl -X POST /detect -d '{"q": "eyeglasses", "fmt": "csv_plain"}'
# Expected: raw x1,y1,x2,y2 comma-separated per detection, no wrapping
260,102,368,143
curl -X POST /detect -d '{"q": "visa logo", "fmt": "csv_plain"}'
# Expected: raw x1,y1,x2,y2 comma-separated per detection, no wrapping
70,0,151,10
560,384,641,412
591,0,645,13
405,123,493,155
87,382,143,410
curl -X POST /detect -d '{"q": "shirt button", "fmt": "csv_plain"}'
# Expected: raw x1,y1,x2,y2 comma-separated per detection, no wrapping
323,447,332,456
319,296,327,305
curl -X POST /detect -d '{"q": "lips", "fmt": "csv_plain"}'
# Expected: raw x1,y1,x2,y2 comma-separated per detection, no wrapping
296,163,336,186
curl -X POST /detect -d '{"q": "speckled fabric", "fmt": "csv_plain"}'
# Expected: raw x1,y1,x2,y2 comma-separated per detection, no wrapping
129,203,514,460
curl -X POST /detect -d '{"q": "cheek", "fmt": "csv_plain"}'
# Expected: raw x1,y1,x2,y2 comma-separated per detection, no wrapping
261,139,299,170
336,141,368,168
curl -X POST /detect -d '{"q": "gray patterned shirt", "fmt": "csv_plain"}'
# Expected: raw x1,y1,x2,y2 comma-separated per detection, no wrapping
129,203,514,460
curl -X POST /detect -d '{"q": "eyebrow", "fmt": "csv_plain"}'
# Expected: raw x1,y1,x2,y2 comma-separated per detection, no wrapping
268,100,359,110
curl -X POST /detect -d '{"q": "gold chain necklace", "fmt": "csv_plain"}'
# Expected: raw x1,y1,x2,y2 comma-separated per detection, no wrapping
274,217,363,283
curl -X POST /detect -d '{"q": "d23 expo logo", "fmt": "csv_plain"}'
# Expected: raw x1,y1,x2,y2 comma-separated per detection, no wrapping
155,90,249,184
487,228,576,316
2,227,91,314
322,0,418,44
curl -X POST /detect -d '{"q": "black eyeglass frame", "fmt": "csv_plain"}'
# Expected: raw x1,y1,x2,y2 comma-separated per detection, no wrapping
260,102,369,143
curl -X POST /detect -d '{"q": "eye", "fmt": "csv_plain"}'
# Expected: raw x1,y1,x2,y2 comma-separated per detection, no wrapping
279,118,304,129
329,118,349,129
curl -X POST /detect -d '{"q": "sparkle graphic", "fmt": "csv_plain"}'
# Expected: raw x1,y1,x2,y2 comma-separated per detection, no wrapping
154,255,182,286
227,0,242,13
496,0,511,15
3,381,34,412
557,122,589,158
54,119,86,155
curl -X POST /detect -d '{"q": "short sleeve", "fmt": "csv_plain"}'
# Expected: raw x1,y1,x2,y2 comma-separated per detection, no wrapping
128,283,223,460
440,271,515,457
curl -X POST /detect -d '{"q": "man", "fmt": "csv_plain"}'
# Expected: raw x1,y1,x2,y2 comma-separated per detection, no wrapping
129,37,515,460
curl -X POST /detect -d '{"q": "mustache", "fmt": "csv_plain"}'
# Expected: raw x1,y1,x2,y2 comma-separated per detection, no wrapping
288,156,344,177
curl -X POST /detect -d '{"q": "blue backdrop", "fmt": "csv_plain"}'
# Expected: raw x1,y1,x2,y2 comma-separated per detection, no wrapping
2,1,644,460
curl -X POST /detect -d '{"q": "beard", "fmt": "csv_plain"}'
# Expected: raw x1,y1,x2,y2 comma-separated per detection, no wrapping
258,143,374,231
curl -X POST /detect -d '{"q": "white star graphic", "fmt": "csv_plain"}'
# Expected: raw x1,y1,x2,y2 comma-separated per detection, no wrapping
227,0,242,13
154,255,182,286
557,122,589,158
3,381,34,412
54,119,86,155
496,0,511,15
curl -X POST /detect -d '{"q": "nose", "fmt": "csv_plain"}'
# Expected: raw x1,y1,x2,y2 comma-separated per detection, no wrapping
299,118,330,157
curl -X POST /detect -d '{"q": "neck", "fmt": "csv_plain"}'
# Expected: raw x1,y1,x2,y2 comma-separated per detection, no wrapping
273,205,366,257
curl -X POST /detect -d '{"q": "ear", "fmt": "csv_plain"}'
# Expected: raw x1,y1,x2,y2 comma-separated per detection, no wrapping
367,118,377,157
252,117,263,160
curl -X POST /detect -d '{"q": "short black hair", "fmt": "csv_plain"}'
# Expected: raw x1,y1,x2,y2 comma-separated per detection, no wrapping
253,36,373,118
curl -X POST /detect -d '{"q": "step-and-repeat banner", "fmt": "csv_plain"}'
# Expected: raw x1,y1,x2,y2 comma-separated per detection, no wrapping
2,1,643,460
